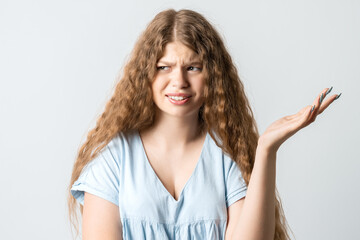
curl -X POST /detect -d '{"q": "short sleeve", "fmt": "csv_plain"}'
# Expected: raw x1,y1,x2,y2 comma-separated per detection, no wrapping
71,141,121,207
225,155,248,208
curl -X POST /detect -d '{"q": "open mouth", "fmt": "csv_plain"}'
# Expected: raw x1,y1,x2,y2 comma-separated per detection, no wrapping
166,95,191,101
166,95,191,105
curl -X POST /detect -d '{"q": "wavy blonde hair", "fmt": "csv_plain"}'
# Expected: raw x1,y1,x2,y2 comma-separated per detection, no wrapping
68,8,291,239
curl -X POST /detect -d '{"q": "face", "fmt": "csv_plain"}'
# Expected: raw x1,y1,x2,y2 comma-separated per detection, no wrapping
152,41,205,119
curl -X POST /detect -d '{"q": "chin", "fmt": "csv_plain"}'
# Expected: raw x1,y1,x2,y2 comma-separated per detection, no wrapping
168,109,200,118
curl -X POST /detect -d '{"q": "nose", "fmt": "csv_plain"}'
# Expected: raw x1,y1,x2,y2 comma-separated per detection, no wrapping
171,67,189,88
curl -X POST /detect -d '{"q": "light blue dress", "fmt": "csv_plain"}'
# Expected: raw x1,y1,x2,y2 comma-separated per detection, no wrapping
71,129,247,239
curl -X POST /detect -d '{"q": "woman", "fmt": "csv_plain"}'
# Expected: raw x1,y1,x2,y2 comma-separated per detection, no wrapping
68,8,341,240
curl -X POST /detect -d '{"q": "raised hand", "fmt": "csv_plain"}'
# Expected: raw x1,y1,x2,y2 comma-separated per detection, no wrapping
258,87,341,153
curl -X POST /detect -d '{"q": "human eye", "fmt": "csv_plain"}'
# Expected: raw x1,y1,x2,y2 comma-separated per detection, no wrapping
187,66,202,72
157,66,170,71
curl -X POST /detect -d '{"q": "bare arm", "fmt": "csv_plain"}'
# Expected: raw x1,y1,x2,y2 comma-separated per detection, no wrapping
225,146,276,240
83,192,123,240
225,87,340,240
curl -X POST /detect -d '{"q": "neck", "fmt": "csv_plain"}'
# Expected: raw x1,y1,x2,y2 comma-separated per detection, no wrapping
140,109,204,150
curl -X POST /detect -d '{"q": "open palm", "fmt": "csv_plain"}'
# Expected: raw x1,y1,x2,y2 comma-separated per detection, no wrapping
258,87,341,153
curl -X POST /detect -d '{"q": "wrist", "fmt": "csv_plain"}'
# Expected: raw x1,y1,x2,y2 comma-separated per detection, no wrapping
257,137,278,154
256,138,278,160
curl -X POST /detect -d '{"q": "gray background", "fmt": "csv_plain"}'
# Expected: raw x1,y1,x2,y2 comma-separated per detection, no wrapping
0,0,359,239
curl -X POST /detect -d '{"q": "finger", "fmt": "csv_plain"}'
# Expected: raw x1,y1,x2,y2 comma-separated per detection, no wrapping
289,105,313,130
283,104,311,124
301,105,315,128
288,88,329,120
309,87,331,122
318,94,338,114
281,87,337,132
292,87,339,129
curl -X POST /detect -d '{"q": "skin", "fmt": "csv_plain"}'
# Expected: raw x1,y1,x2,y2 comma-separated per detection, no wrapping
82,41,340,239
140,41,206,148
225,88,339,240
82,41,206,240
138,41,207,201
83,193,122,239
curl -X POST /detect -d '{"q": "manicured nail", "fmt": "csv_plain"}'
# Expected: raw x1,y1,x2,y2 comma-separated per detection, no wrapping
325,86,333,96
310,105,316,113
319,93,324,104
334,93,342,100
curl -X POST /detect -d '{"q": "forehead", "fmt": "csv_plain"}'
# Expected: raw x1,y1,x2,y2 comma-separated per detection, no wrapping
158,42,201,63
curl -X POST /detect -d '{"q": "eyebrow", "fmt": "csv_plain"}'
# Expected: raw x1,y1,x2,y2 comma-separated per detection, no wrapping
157,60,202,66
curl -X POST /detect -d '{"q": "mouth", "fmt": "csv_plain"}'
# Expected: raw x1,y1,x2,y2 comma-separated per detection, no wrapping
165,95,192,101
165,95,191,105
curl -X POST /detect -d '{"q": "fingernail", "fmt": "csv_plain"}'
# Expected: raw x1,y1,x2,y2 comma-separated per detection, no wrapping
325,86,333,96
319,93,324,104
334,93,342,100
310,105,315,113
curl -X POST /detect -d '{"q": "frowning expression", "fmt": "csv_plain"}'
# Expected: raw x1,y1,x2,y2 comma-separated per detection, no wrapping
152,41,205,119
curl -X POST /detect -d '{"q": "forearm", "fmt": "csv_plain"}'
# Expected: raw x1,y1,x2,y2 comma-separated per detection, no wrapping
231,146,276,240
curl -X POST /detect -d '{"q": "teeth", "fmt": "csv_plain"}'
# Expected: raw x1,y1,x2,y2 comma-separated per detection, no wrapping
168,96,187,101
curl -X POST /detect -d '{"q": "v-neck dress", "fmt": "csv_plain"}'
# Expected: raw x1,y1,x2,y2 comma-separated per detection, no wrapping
71,129,248,239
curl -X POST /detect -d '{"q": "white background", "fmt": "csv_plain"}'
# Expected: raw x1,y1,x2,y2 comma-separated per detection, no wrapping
0,0,359,239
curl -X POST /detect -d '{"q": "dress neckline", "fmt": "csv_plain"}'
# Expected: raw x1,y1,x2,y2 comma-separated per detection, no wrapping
137,130,208,203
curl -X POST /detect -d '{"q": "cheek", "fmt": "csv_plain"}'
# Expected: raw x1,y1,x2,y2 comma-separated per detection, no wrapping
151,79,166,99
193,78,205,93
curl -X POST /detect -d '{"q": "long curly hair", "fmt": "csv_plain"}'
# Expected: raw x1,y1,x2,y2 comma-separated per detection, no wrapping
67,8,291,240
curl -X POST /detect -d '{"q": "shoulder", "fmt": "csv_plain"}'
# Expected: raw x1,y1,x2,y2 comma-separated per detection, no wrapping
206,131,237,167
105,130,132,151
71,130,139,206
100,130,138,157
82,130,137,173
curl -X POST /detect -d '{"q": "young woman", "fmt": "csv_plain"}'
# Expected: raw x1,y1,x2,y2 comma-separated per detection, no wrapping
68,9,341,240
